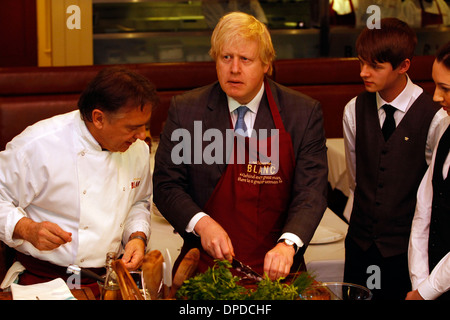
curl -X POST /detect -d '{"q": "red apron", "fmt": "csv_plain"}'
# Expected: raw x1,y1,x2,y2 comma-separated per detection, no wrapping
183,79,296,276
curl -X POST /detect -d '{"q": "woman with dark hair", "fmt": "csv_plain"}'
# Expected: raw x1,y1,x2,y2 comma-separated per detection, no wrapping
407,41,450,300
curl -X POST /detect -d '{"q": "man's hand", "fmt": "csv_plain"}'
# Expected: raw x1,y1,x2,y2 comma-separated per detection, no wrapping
13,217,72,251
405,289,424,300
194,216,234,261
122,232,147,270
263,242,295,280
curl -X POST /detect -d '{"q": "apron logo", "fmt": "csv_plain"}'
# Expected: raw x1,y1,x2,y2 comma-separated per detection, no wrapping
131,178,141,189
170,121,280,175
239,161,283,185
247,162,278,175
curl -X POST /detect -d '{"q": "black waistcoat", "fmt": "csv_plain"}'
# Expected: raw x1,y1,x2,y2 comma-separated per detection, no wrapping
349,91,440,257
429,126,450,271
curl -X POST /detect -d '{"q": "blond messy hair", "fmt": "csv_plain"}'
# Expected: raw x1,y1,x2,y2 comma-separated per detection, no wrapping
209,12,275,75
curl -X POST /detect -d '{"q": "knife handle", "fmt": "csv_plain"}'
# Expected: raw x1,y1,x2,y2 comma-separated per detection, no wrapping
80,268,105,283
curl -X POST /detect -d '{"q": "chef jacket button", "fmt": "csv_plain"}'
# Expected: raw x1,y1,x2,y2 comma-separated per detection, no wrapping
83,190,87,194
120,223,124,228
84,226,88,230
80,259,85,263
81,151,85,156
123,187,126,191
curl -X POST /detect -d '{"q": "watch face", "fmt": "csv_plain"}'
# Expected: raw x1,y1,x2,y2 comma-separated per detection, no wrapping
284,239,294,246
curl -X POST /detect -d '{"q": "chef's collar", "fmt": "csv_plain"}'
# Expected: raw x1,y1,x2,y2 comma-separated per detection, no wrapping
227,82,265,115
76,111,105,152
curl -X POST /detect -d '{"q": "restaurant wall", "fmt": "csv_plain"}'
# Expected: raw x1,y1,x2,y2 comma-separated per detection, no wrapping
0,0,37,67
36,0,93,66
1,0,450,67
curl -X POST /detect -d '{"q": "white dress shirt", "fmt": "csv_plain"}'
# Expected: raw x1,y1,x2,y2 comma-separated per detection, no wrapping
227,82,264,137
409,124,450,300
342,75,450,221
0,110,152,268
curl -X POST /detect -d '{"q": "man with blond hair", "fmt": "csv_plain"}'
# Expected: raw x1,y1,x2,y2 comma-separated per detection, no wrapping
153,12,328,279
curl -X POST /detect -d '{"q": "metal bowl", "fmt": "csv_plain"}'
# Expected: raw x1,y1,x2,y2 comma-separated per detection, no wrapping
300,282,373,300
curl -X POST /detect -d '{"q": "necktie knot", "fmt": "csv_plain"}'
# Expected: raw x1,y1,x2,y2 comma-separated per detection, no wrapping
383,104,396,117
382,104,396,141
235,106,249,135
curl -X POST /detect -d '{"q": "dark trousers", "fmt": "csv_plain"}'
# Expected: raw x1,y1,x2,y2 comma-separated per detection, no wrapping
344,236,411,300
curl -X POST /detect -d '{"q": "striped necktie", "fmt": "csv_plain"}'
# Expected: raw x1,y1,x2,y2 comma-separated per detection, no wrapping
235,106,249,136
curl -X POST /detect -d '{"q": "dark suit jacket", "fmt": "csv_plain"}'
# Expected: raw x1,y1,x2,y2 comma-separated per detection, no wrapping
153,78,328,248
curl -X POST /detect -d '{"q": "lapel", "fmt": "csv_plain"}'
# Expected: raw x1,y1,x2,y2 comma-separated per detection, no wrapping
202,83,231,175
253,79,279,135
203,84,231,134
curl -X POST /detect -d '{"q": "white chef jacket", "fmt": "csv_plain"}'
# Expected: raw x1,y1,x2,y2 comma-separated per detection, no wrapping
342,75,450,221
409,124,450,300
0,110,152,268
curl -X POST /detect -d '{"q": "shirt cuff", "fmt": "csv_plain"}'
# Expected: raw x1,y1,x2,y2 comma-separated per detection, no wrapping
278,232,304,253
418,277,442,300
186,212,208,235
5,207,27,247
122,222,150,247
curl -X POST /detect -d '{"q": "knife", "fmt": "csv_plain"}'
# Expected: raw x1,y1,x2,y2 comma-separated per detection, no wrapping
231,258,263,281
67,264,105,283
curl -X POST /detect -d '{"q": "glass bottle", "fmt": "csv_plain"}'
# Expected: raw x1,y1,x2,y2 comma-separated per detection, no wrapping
101,252,122,300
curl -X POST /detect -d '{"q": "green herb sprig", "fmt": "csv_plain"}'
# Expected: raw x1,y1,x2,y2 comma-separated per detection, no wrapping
176,260,315,300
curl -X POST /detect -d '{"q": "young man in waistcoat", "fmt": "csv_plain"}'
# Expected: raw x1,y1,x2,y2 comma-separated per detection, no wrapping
342,18,448,300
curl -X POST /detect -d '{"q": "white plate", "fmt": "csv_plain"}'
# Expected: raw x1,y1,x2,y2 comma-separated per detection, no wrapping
310,225,344,244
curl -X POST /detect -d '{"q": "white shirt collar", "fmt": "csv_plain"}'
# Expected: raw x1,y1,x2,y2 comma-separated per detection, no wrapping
227,82,265,114
376,74,421,113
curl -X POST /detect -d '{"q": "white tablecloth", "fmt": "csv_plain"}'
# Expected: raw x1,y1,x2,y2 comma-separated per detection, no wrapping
326,138,350,197
304,208,348,282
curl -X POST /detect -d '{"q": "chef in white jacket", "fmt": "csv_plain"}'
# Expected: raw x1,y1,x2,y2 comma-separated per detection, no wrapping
0,67,157,294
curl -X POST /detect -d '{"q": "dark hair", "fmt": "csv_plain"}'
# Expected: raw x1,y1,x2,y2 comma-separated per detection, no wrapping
436,41,450,70
78,66,159,122
356,18,417,70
